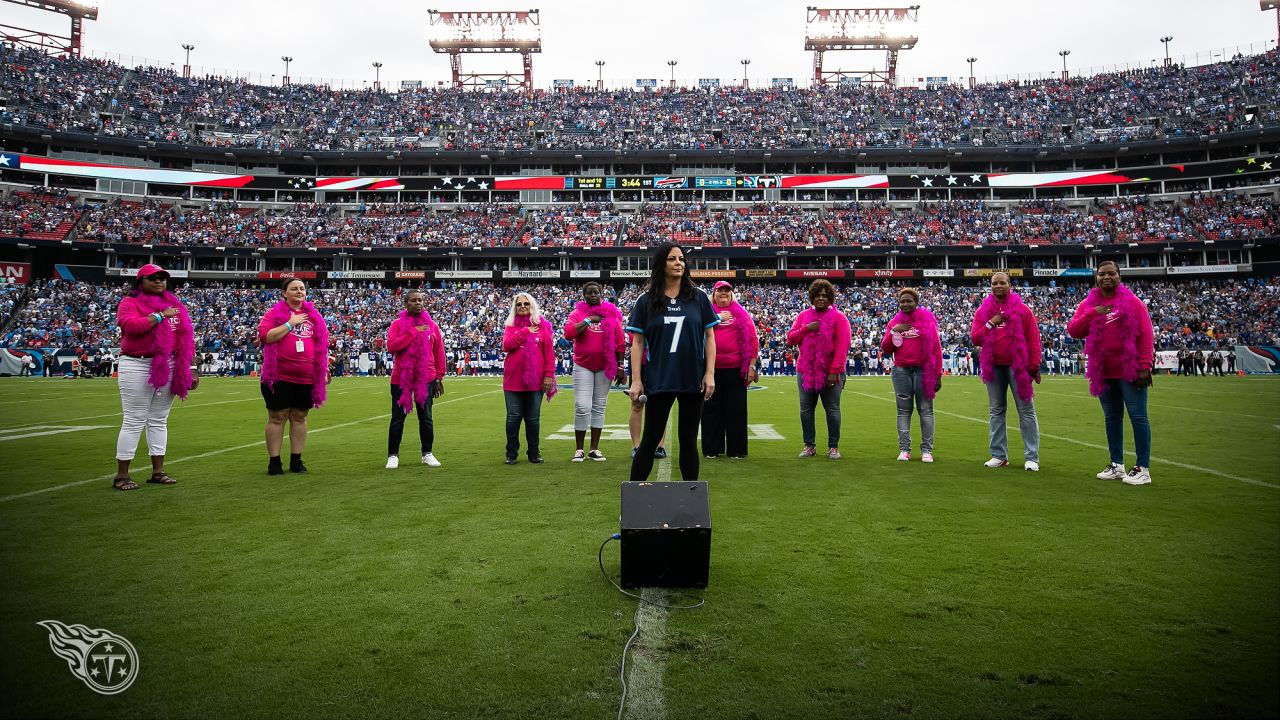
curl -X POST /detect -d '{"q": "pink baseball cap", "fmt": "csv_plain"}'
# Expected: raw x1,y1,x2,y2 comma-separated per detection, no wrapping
712,280,734,290
136,263,170,279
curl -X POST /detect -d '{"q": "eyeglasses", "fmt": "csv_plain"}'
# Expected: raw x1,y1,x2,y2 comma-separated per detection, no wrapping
516,302,531,307
144,275,167,281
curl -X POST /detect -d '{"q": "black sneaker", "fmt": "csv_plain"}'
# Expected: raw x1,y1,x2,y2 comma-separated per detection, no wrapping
528,455,544,464
268,459,284,476
653,447,667,459
505,456,518,465
290,460,308,474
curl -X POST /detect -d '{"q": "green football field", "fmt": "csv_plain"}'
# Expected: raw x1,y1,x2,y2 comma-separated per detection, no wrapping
1,374,1277,720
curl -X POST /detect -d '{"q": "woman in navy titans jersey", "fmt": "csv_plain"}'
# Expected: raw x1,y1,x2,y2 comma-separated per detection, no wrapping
627,243,719,482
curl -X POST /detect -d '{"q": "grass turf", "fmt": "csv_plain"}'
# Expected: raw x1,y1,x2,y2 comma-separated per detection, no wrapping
0,374,1277,719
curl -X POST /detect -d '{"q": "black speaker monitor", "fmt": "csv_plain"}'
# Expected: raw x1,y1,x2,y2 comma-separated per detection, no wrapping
620,481,711,589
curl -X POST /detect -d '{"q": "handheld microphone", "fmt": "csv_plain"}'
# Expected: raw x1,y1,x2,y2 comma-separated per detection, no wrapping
637,394,647,404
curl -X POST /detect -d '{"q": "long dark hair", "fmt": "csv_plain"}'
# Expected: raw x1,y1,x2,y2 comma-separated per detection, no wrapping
647,242,695,313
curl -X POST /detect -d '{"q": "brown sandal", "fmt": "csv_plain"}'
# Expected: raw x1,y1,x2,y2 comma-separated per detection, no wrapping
113,477,139,491
147,472,177,485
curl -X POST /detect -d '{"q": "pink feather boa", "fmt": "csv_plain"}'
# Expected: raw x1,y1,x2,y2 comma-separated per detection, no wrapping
1080,283,1143,397
391,309,440,414
720,299,760,381
975,291,1035,403
796,306,840,391
888,306,943,400
514,315,558,401
259,299,330,407
128,290,195,399
573,299,624,380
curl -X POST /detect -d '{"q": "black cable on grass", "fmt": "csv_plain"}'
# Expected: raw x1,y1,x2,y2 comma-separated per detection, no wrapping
599,534,703,720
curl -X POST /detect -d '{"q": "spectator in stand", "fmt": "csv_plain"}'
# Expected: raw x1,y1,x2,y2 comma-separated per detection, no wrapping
111,264,197,490
385,289,446,470
501,292,557,465
971,272,1043,472
258,279,330,475
563,282,625,462
788,279,851,460
701,280,760,460
627,243,719,482
1067,261,1156,486
881,288,943,463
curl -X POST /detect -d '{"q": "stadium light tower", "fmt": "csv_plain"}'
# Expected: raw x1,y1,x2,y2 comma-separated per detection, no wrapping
372,61,383,91
741,58,750,88
1058,49,1070,81
0,0,99,58
1159,36,1173,67
1262,1,1279,45
667,60,677,89
965,56,976,89
181,43,195,79
428,9,541,91
595,60,605,90
281,55,293,86
804,6,920,87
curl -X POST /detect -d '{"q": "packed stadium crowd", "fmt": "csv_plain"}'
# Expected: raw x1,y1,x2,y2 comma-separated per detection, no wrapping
5,277,1276,375
6,189,1277,249
4,45,1277,151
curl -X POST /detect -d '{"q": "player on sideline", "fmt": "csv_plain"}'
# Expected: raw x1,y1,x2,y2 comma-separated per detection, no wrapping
1067,260,1156,486
627,243,719,482
971,272,1043,471
385,289,446,469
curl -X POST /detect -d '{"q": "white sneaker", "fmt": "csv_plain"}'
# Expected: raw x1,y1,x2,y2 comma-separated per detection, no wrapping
896,451,910,462
1122,466,1151,485
1096,462,1125,480
385,455,399,469
422,452,441,467
587,450,606,462
984,457,1009,468
1024,461,1040,472
921,452,934,463
572,449,585,462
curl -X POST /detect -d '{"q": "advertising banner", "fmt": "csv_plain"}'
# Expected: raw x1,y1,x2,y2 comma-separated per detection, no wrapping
745,269,778,278
120,267,190,278
1237,345,1280,374
502,270,561,279
328,271,386,279
256,271,317,280
690,270,736,279
963,268,1024,277
569,270,601,279
1166,264,1238,275
610,270,650,278
853,269,913,279
436,271,493,279
394,271,427,280
0,261,31,284
922,269,954,278
784,270,846,279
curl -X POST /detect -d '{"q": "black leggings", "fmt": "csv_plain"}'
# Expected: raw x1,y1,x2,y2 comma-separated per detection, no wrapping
630,391,704,482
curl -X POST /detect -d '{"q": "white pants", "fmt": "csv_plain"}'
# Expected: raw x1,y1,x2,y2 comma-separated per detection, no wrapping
115,355,176,460
571,363,611,432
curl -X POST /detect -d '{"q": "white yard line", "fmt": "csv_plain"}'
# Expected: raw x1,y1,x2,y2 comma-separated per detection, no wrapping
0,390,499,502
846,390,1279,490
622,587,669,720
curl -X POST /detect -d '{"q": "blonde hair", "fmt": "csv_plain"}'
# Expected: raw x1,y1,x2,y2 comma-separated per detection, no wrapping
504,292,543,327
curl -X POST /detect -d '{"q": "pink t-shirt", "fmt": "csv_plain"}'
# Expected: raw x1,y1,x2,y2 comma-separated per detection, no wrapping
712,311,741,369
259,316,318,384
564,306,623,373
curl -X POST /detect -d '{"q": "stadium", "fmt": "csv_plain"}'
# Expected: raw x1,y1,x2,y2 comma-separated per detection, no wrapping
1,1,1278,718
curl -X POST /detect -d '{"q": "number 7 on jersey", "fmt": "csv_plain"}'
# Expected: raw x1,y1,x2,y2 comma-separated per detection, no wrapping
663,315,685,353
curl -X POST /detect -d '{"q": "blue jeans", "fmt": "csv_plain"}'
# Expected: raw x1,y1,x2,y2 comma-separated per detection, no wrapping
504,390,543,459
1098,379,1151,467
797,373,842,448
985,366,1039,463
891,366,934,453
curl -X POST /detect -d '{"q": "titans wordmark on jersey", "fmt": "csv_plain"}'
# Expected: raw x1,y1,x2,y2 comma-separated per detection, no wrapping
627,290,719,394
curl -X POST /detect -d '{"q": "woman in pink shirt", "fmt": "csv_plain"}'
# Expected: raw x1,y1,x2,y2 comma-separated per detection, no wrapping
971,272,1043,471
701,280,760,459
112,264,197,490
1066,261,1155,486
384,289,446,470
258,278,330,475
880,288,943,462
787,279,852,460
563,282,625,462
502,292,556,465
